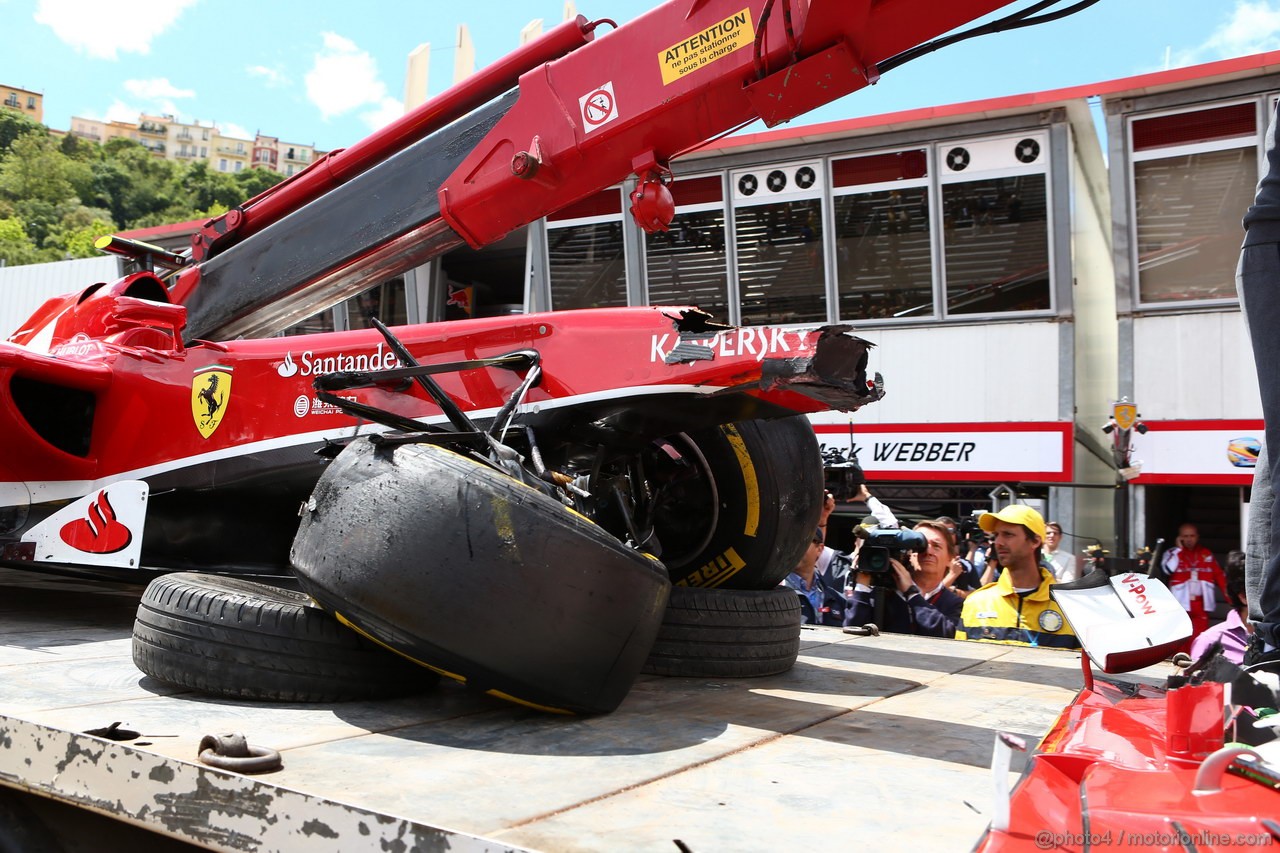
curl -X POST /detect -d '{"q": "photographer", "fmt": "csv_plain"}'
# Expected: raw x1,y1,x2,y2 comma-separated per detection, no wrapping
936,515,985,597
783,528,849,627
844,520,963,638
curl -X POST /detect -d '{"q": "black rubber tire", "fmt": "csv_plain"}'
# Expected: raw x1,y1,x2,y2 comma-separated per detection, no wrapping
665,416,824,590
642,586,802,678
290,437,671,715
132,572,439,702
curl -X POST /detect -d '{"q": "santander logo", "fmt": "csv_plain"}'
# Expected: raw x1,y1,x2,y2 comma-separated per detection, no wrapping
275,345,399,379
277,352,299,377
59,490,132,554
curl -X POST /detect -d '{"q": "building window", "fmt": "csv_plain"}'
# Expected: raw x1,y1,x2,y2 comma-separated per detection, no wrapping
732,161,826,325
832,149,933,320
281,309,335,337
200,146,207,157
234,161,243,172
1130,101,1257,304
218,159,228,172
345,279,408,330
26,96,35,109
645,175,729,321
940,133,1051,315
546,188,628,310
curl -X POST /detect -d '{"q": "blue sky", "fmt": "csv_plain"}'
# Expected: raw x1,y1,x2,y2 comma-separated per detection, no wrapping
2,0,1279,152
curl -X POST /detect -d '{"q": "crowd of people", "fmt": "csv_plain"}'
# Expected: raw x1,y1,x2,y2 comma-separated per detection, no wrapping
782,488,1258,657
783,486,1083,649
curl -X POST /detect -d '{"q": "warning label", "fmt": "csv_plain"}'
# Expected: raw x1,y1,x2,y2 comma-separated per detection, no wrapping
658,9,754,86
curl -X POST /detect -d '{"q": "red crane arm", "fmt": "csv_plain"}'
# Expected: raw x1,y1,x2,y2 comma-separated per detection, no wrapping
437,0,1014,247
165,0,1023,339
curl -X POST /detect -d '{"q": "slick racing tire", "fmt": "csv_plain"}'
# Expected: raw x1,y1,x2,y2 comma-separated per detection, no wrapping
661,416,823,590
132,573,439,703
290,437,671,716
642,586,802,678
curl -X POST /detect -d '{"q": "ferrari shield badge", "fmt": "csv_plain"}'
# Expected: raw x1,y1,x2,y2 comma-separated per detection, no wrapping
1113,401,1137,431
192,365,232,438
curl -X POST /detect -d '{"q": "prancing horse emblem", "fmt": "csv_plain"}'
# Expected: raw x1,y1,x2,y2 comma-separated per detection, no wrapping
191,365,233,439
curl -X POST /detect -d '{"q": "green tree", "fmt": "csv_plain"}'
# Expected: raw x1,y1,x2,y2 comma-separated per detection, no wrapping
46,210,116,258
234,166,285,198
0,125,299,265
0,111,42,157
0,132,75,205
58,132,98,161
99,144,180,227
87,159,133,223
180,160,242,212
0,216,49,266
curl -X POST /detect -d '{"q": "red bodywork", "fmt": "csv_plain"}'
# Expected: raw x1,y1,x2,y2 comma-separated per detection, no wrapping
980,669,1279,851
1,281,844,486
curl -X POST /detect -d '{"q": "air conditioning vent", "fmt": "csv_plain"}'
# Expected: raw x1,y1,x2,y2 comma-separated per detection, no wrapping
946,147,971,171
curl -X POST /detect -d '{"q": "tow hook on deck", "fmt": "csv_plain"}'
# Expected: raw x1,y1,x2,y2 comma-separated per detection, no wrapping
198,732,283,774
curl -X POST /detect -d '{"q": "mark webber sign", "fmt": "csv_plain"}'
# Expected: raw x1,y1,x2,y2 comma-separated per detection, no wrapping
810,420,1074,482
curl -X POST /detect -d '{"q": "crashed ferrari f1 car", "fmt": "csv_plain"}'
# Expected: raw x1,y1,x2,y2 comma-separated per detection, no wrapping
0,0,1092,711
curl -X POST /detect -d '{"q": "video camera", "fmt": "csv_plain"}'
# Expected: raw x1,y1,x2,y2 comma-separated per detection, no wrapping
957,513,989,547
853,527,928,578
821,445,865,503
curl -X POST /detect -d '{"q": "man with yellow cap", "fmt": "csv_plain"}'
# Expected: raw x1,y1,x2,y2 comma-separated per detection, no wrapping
954,505,1079,649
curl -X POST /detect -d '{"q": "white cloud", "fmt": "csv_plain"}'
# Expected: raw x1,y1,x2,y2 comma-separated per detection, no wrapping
114,78,196,122
247,65,288,88
219,122,253,142
361,97,405,131
34,0,199,60
305,32,392,121
124,78,194,100
78,99,144,124
1168,1,1280,66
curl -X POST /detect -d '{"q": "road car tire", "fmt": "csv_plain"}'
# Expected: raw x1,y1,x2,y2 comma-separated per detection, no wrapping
663,416,823,590
642,586,802,678
290,437,672,715
132,573,439,702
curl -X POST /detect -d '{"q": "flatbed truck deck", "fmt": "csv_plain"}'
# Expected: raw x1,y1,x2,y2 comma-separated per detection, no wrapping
0,568,1170,851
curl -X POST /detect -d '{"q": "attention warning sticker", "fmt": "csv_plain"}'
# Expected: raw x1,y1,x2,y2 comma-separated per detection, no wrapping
659,9,754,85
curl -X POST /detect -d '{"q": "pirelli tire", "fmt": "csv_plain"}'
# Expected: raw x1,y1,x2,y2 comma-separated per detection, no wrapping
642,586,803,678
290,437,672,716
666,415,824,591
132,573,439,703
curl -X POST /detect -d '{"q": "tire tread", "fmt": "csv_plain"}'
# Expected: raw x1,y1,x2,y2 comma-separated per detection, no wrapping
132,573,436,703
643,587,802,678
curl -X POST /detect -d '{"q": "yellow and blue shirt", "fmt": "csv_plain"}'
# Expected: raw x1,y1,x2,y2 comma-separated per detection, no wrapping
954,566,1079,650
